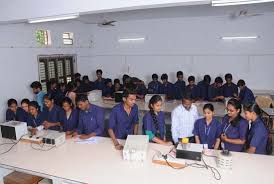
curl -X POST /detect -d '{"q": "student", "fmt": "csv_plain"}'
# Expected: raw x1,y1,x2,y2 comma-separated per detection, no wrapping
103,78,114,97
185,76,200,102
143,95,173,146
30,81,46,111
133,78,147,99
74,73,81,81
174,71,186,100
171,95,199,143
73,94,105,139
59,83,67,96
6,99,28,122
82,75,94,92
108,89,139,150
244,103,268,154
65,82,77,106
237,79,255,105
59,97,79,136
147,74,161,94
122,74,131,87
223,73,238,98
42,94,62,131
114,79,123,91
47,79,64,106
220,98,249,152
198,75,211,101
21,98,30,113
159,73,175,100
94,69,105,90
27,101,46,135
193,103,221,149
208,77,224,102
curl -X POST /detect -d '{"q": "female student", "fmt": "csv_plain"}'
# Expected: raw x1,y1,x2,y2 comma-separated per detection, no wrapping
59,97,79,136
193,103,221,149
244,103,268,154
143,95,173,146
21,98,30,113
6,98,28,122
220,98,249,152
42,94,62,131
65,82,77,106
27,101,46,135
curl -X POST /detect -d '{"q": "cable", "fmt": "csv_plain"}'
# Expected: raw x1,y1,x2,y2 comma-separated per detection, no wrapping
30,143,56,151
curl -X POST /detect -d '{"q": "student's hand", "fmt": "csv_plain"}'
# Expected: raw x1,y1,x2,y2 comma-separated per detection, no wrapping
42,121,51,129
221,134,227,142
165,141,173,146
115,144,124,150
79,134,93,140
30,128,38,135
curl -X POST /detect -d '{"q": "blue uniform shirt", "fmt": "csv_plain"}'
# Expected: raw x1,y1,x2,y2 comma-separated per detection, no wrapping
77,104,105,136
174,80,186,100
185,85,200,101
36,91,46,111
142,111,165,140
102,86,114,97
223,83,238,98
94,79,105,90
27,112,46,128
59,109,79,132
239,87,255,105
247,118,268,154
208,85,224,101
108,103,139,139
221,115,249,152
6,107,29,122
43,105,62,131
197,81,210,101
159,82,175,100
147,81,161,94
193,117,221,149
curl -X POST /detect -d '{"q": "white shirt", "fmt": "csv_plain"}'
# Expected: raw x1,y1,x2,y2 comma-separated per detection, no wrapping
171,104,199,143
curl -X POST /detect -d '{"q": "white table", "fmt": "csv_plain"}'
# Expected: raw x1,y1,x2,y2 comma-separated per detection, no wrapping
0,137,273,184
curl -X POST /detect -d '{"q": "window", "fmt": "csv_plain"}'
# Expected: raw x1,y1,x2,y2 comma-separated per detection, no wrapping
36,30,51,45
38,55,75,92
63,32,73,45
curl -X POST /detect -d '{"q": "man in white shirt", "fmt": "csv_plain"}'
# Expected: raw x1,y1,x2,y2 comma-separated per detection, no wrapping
171,95,199,143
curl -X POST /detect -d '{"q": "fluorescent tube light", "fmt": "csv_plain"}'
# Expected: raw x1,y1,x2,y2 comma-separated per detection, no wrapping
221,36,259,40
118,37,145,42
212,0,274,6
28,13,79,23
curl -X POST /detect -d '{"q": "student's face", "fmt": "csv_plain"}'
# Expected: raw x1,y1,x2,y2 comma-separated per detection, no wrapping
153,78,158,82
244,111,256,121
32,88,40,94
189,80,195,86
84,80,89,84
114,83,121,91
44,99,54,109
29,106,38,116
182,99,192,111
62,102,72,112
239,86,244,91
9,103,17,113
21,103,29,112
77,101,89,111
123,94,137,108
177,75,183,81
51,83,57,90
162,79,167,84
151,101,162,113
216,83,222,88
226,104,240,118
60,85,66,92
226,78,232,84
96,73,102,79
203,109,214,120
107,82,112,88
76,82,81,87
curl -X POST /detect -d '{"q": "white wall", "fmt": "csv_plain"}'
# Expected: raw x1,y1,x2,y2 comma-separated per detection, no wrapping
0,21,91,122
77,12,274,90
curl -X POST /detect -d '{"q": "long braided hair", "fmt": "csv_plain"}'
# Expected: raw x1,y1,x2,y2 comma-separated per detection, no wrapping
148,95,163,137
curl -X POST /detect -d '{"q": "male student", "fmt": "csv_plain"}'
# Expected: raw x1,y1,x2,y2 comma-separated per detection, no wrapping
208,77,225,102
6,99,28,122
159,73,175,100
223,73,238,98
74,73,82,81
171,95,199,143
94,69,105,90
147,74,161,94
237,79,255,105
174,71,186,100
103,78,114,97
30,81,46,111
73,94,105,139
82,75,94,92
47,79,64,106
108,89,139,150
185,76,200,102
198,75,211,101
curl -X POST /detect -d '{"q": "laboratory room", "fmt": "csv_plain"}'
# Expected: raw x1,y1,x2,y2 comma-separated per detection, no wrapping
1,0,274,183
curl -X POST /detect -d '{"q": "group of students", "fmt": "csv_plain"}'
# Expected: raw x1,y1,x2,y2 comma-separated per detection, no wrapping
6,81,269,155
